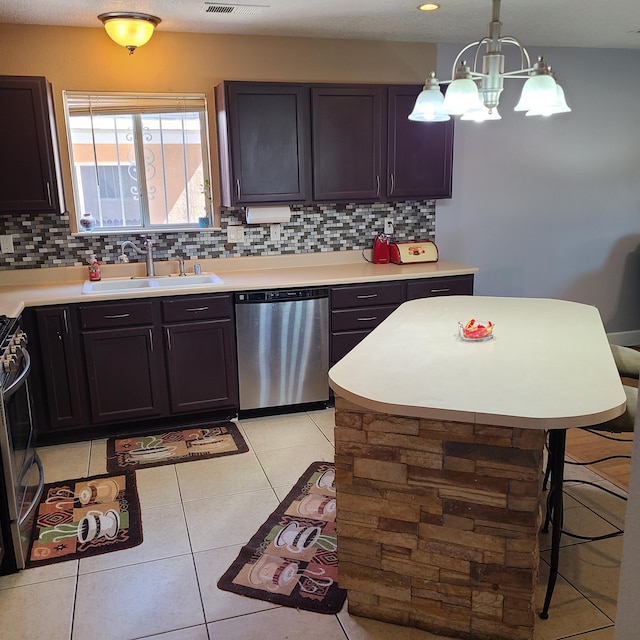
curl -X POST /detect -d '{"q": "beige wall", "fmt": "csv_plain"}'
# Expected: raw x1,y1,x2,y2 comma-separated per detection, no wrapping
0,23,436,216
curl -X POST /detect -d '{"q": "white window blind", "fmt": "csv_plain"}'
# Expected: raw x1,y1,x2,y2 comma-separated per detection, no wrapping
64,91,212,232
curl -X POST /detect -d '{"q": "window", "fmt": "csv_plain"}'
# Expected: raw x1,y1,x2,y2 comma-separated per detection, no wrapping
64,92,212,231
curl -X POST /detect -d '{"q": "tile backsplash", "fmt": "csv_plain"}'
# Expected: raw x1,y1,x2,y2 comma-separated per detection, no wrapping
0,201,435,270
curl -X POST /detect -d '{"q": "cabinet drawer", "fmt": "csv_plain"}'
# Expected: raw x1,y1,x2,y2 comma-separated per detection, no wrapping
331,330,371,364
79,301,154,329
331,282,404,309
406,275,474,300
161,295,232,323
331,305,396,332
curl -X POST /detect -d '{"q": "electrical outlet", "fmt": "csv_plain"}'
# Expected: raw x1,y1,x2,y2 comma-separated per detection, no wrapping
227,226,245,243
384,218,394,235
270,223,281,243
0,234,14,254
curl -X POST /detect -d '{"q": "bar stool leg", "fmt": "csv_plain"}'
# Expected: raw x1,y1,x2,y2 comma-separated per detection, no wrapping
540,429,565,619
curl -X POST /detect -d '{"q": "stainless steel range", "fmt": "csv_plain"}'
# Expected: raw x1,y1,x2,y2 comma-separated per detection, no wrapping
0,314,44,574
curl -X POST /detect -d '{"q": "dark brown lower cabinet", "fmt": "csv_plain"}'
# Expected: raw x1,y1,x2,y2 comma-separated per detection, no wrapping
161,294,238,415
164,319,238,414
82,325,168,423
30,294,239,437
330,275,474,365
33,306,85,431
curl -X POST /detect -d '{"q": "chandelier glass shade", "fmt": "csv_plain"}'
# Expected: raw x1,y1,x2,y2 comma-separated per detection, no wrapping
98,12,161,54
410,0,570,123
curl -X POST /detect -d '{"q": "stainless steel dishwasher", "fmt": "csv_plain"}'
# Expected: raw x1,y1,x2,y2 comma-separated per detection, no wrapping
235,288,329,412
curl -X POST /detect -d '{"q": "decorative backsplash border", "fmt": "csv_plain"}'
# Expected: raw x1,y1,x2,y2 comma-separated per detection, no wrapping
0,201,435,270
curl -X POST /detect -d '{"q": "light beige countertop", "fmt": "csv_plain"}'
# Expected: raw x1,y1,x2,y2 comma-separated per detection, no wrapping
0,251,478,317
328,295,626,430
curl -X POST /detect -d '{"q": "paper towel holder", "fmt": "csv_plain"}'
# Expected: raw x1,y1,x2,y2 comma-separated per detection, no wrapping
245,205,292,225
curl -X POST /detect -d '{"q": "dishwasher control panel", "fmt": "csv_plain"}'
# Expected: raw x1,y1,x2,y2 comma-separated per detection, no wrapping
235,288,328,303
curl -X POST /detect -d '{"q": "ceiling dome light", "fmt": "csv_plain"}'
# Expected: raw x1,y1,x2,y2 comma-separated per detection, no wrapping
98,12,161,55
418,3,440,10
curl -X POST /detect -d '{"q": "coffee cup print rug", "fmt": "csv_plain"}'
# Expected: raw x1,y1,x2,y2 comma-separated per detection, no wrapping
106,421,249,473
217,461,346,614
27,472,142,567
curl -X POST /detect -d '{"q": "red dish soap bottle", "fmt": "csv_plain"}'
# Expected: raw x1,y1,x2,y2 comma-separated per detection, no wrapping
88,254,101,281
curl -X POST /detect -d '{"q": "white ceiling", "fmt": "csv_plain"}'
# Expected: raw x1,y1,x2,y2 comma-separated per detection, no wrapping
1,0,640,50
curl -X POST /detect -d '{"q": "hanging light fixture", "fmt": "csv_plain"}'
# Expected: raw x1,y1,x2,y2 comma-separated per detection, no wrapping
98,12,161,55
410,0,570,122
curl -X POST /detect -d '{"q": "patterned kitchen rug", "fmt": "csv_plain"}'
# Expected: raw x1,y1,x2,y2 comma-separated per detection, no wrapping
106,421,248,473
27,472,142,567
217,461,346,614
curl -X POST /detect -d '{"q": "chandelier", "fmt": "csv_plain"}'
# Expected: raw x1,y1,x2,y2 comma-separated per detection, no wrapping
409,0,570,122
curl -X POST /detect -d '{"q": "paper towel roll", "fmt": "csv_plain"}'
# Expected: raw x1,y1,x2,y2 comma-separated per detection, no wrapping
245,206,291,224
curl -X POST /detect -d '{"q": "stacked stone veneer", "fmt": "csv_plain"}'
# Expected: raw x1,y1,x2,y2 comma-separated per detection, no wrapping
333,397,546,640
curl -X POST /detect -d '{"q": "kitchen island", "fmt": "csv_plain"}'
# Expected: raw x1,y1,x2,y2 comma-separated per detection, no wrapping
328,295,626,640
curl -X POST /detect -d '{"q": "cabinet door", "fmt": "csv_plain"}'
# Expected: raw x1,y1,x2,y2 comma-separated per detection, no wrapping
0,76,65,213
311,85,385,201
82,326,168,423
34,307,85,431
216,82,310,206
387,86,454,199
164,319,238,414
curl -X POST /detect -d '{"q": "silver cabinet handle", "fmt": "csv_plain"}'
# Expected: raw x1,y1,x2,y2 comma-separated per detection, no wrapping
104,313,130,319
389,173,395,195
149,328,154,352
165,327,171,351
185,307,209,312
46,182,52,207
235,179,241,200
431,288,450,293
357,317,378,322
62,308,69,334
356,293,378,299
376,175,380,197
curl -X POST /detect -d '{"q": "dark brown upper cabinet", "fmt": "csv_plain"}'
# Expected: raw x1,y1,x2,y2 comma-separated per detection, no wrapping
387,85,454,199
0,76,65,214
215,81,454,206
311,85,386,202
215,82,311,206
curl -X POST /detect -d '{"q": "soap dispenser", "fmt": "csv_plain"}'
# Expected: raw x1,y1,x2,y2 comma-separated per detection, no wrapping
88,254,101,281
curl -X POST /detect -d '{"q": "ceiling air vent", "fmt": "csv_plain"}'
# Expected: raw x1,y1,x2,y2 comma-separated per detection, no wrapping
201,3,268,16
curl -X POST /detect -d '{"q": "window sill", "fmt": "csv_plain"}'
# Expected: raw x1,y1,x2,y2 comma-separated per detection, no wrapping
71,226,223,237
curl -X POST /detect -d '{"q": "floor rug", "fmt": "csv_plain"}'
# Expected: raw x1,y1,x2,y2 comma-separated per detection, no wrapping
27,472,142,567
106,421,249,473
217,461,346,614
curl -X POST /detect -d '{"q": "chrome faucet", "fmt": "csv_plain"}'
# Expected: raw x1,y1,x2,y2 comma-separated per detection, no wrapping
177,255,186,276
119,236,155,277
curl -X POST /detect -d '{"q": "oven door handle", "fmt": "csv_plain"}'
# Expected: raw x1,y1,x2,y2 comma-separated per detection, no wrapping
3,348,31,401
17,454,45,527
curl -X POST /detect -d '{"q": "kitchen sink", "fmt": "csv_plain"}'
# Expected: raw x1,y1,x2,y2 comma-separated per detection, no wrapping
82,278,156,294
154,274,224,287
82,273,224,294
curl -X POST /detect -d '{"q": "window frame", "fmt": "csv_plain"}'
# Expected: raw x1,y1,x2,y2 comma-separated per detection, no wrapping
63,91,214,234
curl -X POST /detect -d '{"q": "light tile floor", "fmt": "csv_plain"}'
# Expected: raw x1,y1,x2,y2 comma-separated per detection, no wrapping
0,408,626,640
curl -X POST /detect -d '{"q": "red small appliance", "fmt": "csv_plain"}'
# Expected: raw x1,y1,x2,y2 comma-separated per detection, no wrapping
372,233,390,264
